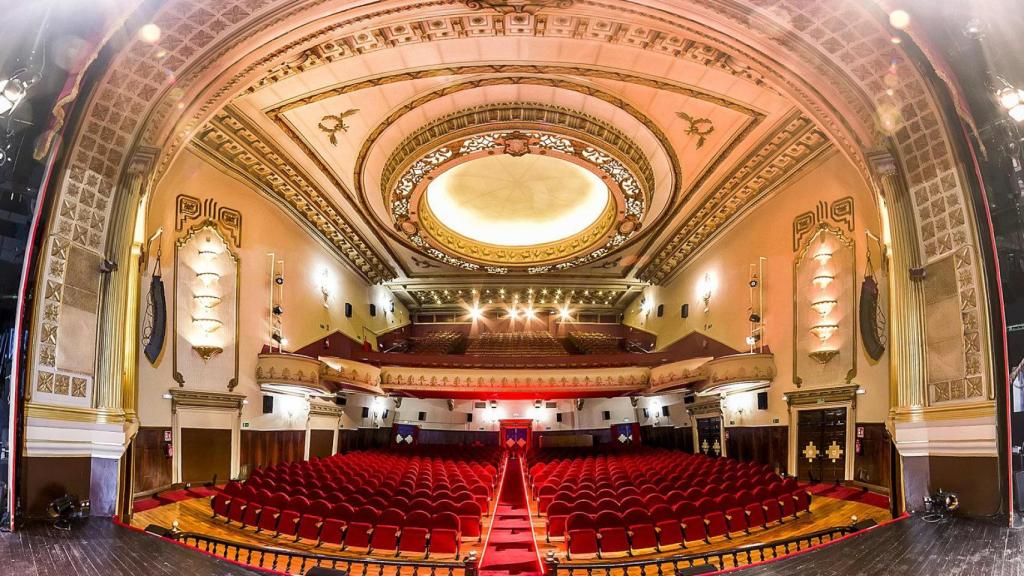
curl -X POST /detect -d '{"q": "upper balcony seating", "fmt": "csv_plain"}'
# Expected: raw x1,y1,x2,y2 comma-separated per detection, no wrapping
465,331,567,356
210,447,500,558
528,448,811,558
567,332,623,355
409,331,465,354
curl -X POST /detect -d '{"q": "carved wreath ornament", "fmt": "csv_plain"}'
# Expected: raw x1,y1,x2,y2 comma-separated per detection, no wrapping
318,109,359,145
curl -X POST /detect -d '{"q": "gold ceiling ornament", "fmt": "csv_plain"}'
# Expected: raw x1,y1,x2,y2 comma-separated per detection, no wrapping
388,128,647,273
464,0,573,14
317,109,359,145
676,111,716,149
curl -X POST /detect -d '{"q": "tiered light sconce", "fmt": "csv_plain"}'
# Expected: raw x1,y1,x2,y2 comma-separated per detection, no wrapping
191,235,224,361
808,241,839,364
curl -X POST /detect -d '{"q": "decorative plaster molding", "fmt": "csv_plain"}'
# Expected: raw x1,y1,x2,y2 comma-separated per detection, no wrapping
168,388,246,415
256,353,322,388
379,365,648,396
190,109,394,284
784,384,860,408
309,401,346,418
640,114,831,284
687,399,724,417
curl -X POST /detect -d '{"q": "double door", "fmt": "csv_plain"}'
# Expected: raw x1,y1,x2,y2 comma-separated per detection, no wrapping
696,416,723,458
796,408,847,483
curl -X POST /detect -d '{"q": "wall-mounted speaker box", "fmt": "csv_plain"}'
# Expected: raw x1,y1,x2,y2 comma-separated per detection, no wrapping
681,303,689,318
757,391,768,410
361,406,370,418
684,394,696,404
345,303,353,318
602,410,611,421
661,405,670,417
642,408,650,418
466,413,474,423
381,409,389,420
555,413,563,423
370,304,377,317
657,304,664,317
334,395,347,406
418,411,427,422
262,395,273,414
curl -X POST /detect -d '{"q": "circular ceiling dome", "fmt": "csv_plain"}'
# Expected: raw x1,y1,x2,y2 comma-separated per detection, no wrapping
423,153,610,247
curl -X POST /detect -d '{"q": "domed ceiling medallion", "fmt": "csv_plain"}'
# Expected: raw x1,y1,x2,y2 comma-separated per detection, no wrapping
388,129,647,274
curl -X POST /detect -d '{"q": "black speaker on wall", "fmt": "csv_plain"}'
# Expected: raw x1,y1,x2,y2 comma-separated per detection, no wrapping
555,413,563,423
334,395,347,406
262,395,273,414
466,413,473,423
602,410,611,421
757,391,769,410
345,303,353,318
681,304,689,318
657,304,664,317
370,304,377,317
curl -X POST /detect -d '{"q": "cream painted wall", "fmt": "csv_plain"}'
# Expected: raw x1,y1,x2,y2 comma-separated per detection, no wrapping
137,150,409,428
624,151,890,425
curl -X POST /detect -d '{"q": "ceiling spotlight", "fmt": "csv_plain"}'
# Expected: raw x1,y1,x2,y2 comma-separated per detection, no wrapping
1011,104,1024,123
560,307,571,320
272,305,283,315
534,399,543,409
489,400,497,409
749,313,761,323
749,278,759,288
274,275,285,285
271,332,283,343
469,305,483,320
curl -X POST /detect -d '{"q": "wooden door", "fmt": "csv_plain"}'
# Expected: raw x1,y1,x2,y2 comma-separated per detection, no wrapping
181,428,231,484
696,417,722,458
796,408,847,483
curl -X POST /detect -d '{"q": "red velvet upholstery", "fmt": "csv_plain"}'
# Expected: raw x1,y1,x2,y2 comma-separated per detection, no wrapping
595,510,630,556
276,496,307,536
296,499,331,541
369,508,405,553
430,511,462,557
257,493,289,533
794,489,812,513
622,508,658,552
566,512,599,559
546,500,571,541
725,506,748,535
318,502,353,547
343,506,378,551
762,498,783,524
398,510,432,556
704,511,729,539
456,500,482,541
681,515,708,544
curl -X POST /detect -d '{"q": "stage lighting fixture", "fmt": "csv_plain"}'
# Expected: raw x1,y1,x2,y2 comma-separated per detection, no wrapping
924,490,960,516
274,275,285,285
749,313,761,323
749,278,758,288
272,305,283,315
489,400,497,409
271,332,283,343
46,494,88,530
534,399,542,409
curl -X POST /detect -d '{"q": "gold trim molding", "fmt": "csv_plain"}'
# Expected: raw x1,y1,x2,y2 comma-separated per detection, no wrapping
784,384,860,408
25,402,128,424
892,400,996,424
168,388,246,415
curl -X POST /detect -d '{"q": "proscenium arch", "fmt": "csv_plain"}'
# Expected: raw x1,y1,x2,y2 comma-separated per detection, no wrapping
22,0,1002,520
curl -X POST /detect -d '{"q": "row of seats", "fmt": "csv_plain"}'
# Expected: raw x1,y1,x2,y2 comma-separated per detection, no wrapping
409,331,465,354
465,331,567,356
567,332,623,354
528,449,810,557
211,448,500,558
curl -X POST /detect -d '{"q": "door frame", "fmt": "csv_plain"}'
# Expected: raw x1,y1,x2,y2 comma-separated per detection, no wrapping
688,398,726,458
168,389,245,483
786,385,859,482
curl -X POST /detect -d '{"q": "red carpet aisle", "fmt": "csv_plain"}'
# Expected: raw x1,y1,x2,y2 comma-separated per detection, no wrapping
802,482,890,510
133,485,219,513
478,456,543,576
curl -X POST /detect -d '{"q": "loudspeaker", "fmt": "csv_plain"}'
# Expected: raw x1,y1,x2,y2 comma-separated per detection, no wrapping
661,405,670,417
602,410,611,421
681,303,689,318
657,304,664,317
306,568,349,576
370,304,377,317
757,391,768,410
642,408,649,418
677,566,718,575
382,409,389,420
262,395,273,414
334,395,347,406
466,413,473,423
684,394,695,404
556,413,563,423
345,303,352,318
418,411,427,422
361,406,370,418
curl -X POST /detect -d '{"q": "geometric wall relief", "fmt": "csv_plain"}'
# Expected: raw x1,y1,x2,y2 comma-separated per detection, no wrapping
924,254,984,404
172,195,242,391
792,197,856,389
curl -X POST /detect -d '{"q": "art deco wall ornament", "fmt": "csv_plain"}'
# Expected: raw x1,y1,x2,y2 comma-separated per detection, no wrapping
676,111,715,149
464,0,573,14
317,109,359,145
500,131,533,157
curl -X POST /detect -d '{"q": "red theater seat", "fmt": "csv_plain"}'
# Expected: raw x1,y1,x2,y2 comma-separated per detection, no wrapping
399,510,432,556
369,508,405,553
566,512,599,559
430,511,462,557
595,510,630,557
319,502,353,547
622,508,658,552
547,500,571,541
296,499,331,542
343,506,378,551
650,504,683,549
276,496,307,537
681,515,708,545
242,489,271,527
794,489,812,513
211,482,240,518
704,511,729,540
456,500,482,541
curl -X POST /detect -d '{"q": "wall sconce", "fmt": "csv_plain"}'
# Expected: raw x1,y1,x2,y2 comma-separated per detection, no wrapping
810,300,837,316
808,350,840,364
812,275,835,289
192,292,221,309
810,324,838,342
196,271,221,285
640,298,654,315
700,272,713,312
192,316,223,334
320,268,331,309
813,250,833,265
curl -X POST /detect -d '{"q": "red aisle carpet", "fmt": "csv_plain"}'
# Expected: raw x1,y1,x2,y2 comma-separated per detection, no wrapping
802,482,890,510
133,485,219,513
479,456,543,576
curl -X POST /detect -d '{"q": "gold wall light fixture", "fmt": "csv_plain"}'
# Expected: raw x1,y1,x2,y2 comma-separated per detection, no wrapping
810,300,837,316
809,324,839,342
812,275,835,289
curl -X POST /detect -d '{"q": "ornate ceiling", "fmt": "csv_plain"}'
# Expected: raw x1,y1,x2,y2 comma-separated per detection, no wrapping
172,0,923,312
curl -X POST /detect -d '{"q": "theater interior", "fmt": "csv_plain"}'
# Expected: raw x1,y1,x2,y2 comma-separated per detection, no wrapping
2,1,1024,575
